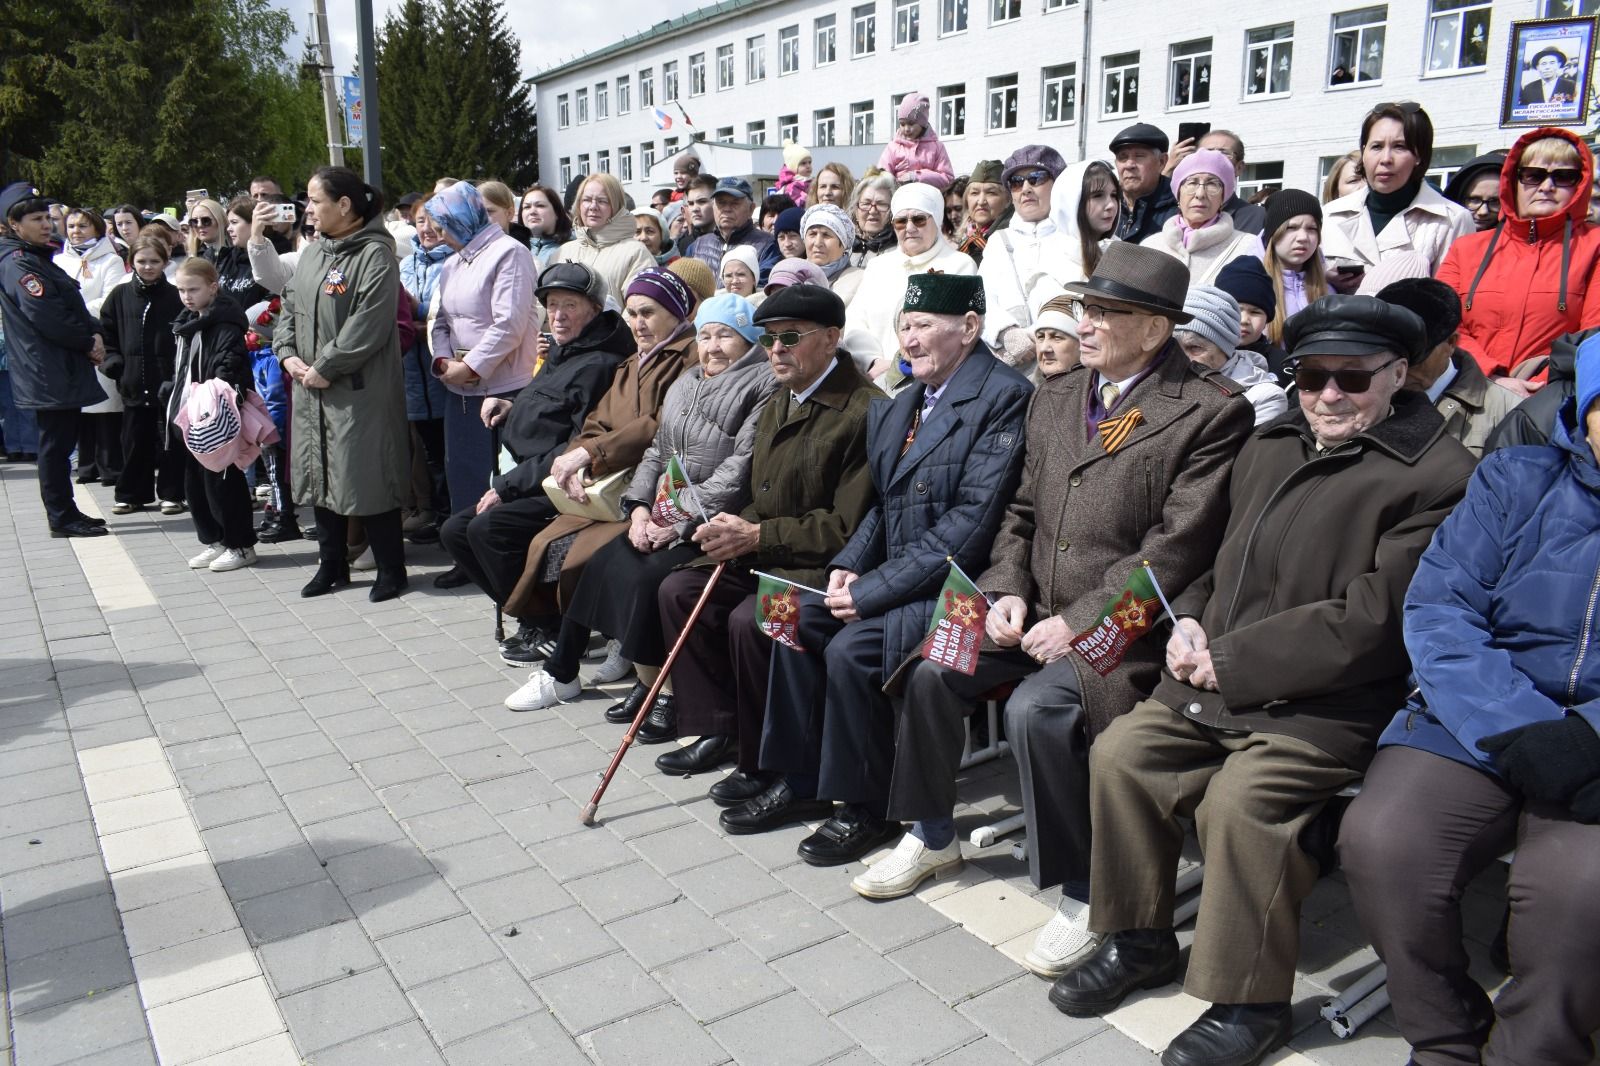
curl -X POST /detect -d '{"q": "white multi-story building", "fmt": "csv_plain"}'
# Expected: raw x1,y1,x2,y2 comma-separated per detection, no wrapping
535,0,1572,203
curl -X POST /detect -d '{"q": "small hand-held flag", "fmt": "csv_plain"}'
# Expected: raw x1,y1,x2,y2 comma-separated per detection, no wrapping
919,558,990,676
1068,562,1177,676
650,453,708,527
752,570,827,651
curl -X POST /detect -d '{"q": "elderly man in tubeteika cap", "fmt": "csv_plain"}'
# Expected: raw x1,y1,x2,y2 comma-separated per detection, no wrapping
713,274,1032,859
1053,294,1476,1066
978,145,1083,352
653,283,881,779
850,244,1254,953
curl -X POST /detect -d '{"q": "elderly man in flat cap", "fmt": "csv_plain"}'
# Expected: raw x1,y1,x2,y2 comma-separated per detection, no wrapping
852,244,1254,954
714,273,1032,860
978,145,1081,352
654,283,881,780
1053,295,1476,1066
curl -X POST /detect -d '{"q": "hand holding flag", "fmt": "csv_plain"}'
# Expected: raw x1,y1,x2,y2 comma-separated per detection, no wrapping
650,453,708,527
919,558,992,676
753,570,827,651
1068,562,1181,676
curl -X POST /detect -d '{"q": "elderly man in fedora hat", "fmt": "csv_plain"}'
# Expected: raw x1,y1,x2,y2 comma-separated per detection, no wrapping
716,273,1032,860
1053,295,1475,1066
851,243,1255,955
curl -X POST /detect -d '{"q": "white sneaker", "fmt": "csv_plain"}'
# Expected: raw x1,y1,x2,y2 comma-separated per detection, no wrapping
208,547,257,572
850,832,963,899
350,545,377,571
188,543,225,569
588,639,632,684
504,670,583,712
159,500,186,515
1024,895,1104,977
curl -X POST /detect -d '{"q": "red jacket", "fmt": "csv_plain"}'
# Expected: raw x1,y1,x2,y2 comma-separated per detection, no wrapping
1437,126,1600,378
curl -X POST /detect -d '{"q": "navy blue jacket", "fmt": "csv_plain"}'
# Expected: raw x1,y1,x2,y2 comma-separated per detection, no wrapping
0,234,104,410
832,344,1031,666
1388,407,1600,775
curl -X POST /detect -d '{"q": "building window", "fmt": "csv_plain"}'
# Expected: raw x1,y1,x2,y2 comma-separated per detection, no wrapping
747,120,768,144
1041,62,1076,125
1330,7,1386,85
617,76,631,114
663,136,678,156
717,44,734,89
894,0,920,46
595,82,608,120
557,94,570,129
851,100,875,143
639,68,654,107
1425,0,1490,74
747,35,766,82
815,107,837,146
779,113,800,143
779,25,800,74
1102,51,1140,115
642,142,656,173
1245,24,1294,97
1042,0,1075,9
990,0,1019,23
987,73,1019,131
575,87,588,124
853,4,878,56
1237,161,1284,200
597,149,610,173
943,0,968,34
816,15,837,65
1426,145,1476,189
578,152,590,174
716,126,734,143
662,60,679,101
559,157,572,188
938,83,966,137
619,146,633,181
1543,0,1597,13
689,53,706,96
1170,39,1211,107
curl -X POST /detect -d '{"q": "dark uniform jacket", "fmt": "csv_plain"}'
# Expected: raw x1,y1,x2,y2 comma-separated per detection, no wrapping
0,234,103,410
1156,391,1476,768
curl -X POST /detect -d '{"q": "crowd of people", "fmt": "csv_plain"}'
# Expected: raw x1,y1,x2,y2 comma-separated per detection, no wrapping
2,92,1599,1066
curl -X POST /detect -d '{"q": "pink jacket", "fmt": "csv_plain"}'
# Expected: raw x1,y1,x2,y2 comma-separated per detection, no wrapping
430,226,538,397
775,166,809,207
876,130,954,191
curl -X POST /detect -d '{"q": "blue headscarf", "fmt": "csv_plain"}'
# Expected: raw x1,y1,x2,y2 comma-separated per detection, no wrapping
423,182,492,247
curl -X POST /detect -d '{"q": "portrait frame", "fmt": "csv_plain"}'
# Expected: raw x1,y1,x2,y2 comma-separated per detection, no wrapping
1500,16,1597,128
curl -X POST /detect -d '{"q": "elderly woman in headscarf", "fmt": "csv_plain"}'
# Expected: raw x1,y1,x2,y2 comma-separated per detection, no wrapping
1141,148,1264,286
801,203,866,306
556,172,655,304
843,182,978,377
426,180,540,588
957,160,1013,266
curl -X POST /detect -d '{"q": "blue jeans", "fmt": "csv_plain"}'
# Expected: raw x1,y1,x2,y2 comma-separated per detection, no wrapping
0,369,39,454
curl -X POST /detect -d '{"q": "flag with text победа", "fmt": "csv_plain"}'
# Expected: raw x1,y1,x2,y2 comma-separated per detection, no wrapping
919,561,988,676
1069,565,1163,676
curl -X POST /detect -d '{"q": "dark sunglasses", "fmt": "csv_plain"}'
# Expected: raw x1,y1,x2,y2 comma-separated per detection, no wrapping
891,213,933,229
757,327,825,348
190,216,215,227
1371,100,1422,117
1516,166,1584,189
1006,169,1053,190
1290,357,1401,394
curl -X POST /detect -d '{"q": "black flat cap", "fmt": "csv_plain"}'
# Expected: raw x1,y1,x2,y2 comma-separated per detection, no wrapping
752,283,846,329
1109,123,1169,153
1283,295,1427,361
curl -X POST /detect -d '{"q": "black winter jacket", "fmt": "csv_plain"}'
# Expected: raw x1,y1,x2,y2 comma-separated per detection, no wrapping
167,293,253,408
204,245,269,311
1484,328,1587,451
99,274,184,406
0,234,104,410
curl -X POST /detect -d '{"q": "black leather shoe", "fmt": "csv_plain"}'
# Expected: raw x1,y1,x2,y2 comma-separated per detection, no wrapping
1160,1002,1292,1066
709,770,774,807
257,520,303,543
798,807,903,866
720,780,834,835
50,519,109,538
79,514,107,526
634,695,678,744
369,567,409,603
301,560,351,597
604,681,651,724
653,733,733,774
1048,929,1180,1018
433,565,473,589
406,523,441,545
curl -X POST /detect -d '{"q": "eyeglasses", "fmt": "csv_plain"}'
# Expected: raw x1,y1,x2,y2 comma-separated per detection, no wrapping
1070,300,1139,328
578,196,611,207
1463,197,1499,212
757,327,825,348
1516,166,1584,189
190,217,215,228
1006,170,1053,190
1289,357,1402,394
857,200,889,213
891,213,933,230
1179,177,1225,196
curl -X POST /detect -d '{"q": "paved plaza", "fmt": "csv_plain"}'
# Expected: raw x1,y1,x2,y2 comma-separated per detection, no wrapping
0,460,1512,1066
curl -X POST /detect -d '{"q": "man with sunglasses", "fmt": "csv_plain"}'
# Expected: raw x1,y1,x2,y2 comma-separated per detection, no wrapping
977,145,1078,353
1054,294,1475,1066
656,283,880,779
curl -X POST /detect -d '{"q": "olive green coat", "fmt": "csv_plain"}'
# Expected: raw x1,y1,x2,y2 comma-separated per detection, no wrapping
275,215,409,515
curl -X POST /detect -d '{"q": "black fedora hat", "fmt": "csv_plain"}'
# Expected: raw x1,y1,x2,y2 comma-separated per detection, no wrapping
1060,243,1193,324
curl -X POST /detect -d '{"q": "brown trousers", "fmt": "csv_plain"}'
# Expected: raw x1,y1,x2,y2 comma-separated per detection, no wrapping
1340,746,1600,1066
1088,699,1360,1004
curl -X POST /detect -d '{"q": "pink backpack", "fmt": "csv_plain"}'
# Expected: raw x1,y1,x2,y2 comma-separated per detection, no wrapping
173,379,280,473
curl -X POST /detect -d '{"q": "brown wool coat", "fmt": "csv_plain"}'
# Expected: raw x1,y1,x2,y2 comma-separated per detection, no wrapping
977,342,1255,738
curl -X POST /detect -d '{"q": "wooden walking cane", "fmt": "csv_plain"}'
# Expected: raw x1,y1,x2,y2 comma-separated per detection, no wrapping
580,560,728,825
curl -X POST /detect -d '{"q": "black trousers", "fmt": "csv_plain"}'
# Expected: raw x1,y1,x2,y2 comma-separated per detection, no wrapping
439,494,558,608
35,408,84,528
1341,746,1600,1066
183,453,256,548
76,411,122,480
889,651,1092,891
117,406,184,506
760,596,894,813
659,567,771,771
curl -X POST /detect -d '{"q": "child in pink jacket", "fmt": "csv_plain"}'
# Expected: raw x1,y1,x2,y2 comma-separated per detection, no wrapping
875,93,954,190
775,142,812,207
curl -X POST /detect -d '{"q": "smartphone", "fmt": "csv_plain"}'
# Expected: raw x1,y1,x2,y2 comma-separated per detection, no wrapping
1177,121,1211,146
1329,259,1366,276
540,332,554,346
269,203,297,224
185,188,209,202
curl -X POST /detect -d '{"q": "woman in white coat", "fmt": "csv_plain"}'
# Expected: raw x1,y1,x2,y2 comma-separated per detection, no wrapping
977,145,1086,352
55,208,128,483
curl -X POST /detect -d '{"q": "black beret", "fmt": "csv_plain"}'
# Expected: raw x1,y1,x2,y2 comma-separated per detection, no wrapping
1283,294,1427,361
1374,278,1462,352
752,282,846,329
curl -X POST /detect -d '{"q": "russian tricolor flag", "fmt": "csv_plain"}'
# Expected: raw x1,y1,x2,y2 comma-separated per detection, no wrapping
652,106,673,130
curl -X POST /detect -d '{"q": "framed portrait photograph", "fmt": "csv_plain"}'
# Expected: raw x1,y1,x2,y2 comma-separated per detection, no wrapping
1501,16,1597,128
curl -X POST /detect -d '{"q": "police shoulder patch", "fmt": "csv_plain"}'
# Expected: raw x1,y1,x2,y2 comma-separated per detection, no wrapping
20,273,44,298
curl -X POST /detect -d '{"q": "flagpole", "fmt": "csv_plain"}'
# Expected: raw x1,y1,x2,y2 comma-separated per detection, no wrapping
1143,561,1193,652
750,569,828,598
945,556,995,607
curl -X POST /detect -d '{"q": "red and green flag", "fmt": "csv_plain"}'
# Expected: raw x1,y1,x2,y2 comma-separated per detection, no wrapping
1069,563,1174,676
650,454,696,527
753,570,825,651
920,560,989,676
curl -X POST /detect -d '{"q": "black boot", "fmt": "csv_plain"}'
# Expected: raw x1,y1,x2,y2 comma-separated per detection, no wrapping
433,565,473,589
633,694,678,744
1048,928,1180,1017
369,566,409,603
1160,1002,1292,1066
605,681,651,724
301,558,351,597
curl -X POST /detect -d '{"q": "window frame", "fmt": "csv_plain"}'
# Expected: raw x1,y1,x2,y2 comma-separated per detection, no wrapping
779,114,800,144
575,87,589,124
937,82,967,138
747,119,768,145
1422,0,1491,77
1237,161,1283,201
715,126,735,143
642,142,657,174
746,35,766,82
814,107,837,147
559,157,572,188
1328,6,1387,88
990,0,1020,25
1101,51,1141,117
689,52,706,96
816,14,838,65
557,94,570,129
716,44,735,90
1243,23,1295,99
850,100,875,144
662,60,679,101
595,81,608,120
619,146,633,182
779,25,801,75
893,0,920,47
987,72,1019,132
1169,38,1212,109
853,3,878,57
1040,62,1077,126
597,149,611,174
942,0,969,35
639,67,655,107
617,75,631,114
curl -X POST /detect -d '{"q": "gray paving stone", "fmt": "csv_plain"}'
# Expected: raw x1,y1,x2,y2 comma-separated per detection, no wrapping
829,896,955,953
834,982,982,1066
303,807,408,860
402,802,504,850
1038,1028,1155,1065
439,1011,590,1066
890,926,1025,1005
321,706,403,739
956,974,1106,1062
655,941,793,1025
606,897,734,971
257,920,385,996
0,854,110,915
166,734,250,770
773,934,911,1015
534,951,669,1035
426,832,537,889
415,721,501,759
284,777,383,826
173,754,272,796
152,710,238,745
3,890,122,962
497,905,619,981
376,913,503,989
929,1037,1030,1065
719,893,847,964
458,868,573,930
237,877,354,945
0,739,77,779
340,726,432,761
378,775,473,820
215,841,329,903
188,781,286,830
708,990,853,1066
6,933,135,1015
357,748,446,790
350,873,468,939
628,821,740,877
438,745,531,784
8,764,84,802
72,717,159,748
587,1003,731,1066
200,811,304,865
567,860,683,925
313,1021,447,1066
673,854,788,917
407,959,544,1046
464,770,566,815
326,841,437,897
236,709,321,745
498,800,591,852
0,820,101,873
278,966,419,1053
253,729,341,767
9,984,150,1066
264,753,360,794
0,791,92,839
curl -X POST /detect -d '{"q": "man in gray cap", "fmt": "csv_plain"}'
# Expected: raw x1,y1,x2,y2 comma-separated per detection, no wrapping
1110,123,1178,243
688,176,780,284
1054,294,1476,1066
978,144,1079,351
